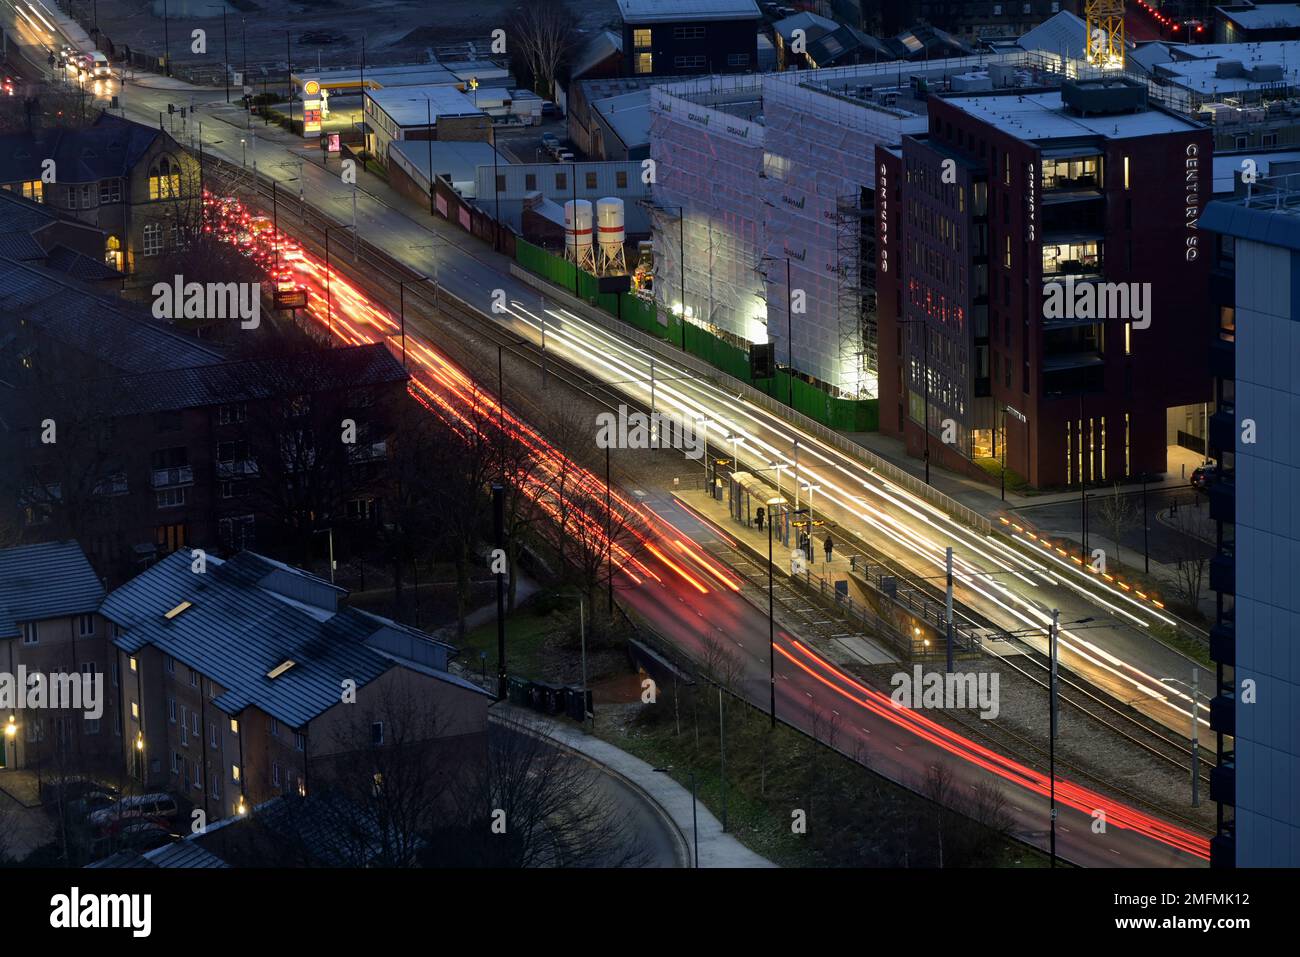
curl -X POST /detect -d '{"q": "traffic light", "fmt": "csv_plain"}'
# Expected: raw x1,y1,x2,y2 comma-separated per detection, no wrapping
749,342,776,380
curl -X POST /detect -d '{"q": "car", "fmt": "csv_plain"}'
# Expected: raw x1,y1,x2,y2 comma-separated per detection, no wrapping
540,132,559,150
541,101,560,118
1191,464,1217,491
89,792,179,835
90,820,179,859
41,777,120,813
91,51,110,78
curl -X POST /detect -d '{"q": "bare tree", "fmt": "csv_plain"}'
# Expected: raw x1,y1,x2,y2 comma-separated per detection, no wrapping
1167,503,1210,612
441,715,649,868
506,0,579,101
1097,482,1138,567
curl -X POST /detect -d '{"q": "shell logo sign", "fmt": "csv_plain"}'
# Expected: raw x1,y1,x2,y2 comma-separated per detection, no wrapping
302,79,323,136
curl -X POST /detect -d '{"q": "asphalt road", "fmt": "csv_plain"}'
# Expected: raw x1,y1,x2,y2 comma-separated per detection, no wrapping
0,7,1210,867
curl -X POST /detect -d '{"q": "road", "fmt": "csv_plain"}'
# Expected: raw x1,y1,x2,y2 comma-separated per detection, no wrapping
1,7,1211,866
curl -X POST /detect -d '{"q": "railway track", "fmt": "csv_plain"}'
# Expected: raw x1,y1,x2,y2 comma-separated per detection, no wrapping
203,158,1211,822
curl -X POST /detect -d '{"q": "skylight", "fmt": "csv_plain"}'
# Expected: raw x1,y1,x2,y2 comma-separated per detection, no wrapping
164,600,192,620
267,659,297,680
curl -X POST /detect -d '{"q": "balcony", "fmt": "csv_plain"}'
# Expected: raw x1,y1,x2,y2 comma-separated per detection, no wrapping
1210,757,1235,807
1209,690,1235,737
1210,616,1235,667
93,473,129,497
1208,409,1235,457
151,466,194,489
216,459,259,480
1208,475,1235,525
1210,549,1235,596
1210,337,1235,380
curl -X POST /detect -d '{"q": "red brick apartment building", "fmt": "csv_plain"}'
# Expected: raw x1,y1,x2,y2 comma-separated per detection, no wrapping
877,79,1214,488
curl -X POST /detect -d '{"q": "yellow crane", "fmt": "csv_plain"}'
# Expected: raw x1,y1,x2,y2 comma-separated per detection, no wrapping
1085,0,1127,69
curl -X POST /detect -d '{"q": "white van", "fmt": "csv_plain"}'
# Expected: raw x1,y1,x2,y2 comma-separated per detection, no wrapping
91,52,110,78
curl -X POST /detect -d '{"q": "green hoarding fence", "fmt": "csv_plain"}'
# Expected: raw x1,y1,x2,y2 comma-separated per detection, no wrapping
515,239,878,433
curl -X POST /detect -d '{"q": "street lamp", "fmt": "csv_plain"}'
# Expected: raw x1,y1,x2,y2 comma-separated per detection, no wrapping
1000,404,1027,501
395,275,430,369
322,224,355,345
759,254,795,406
659,205,687,351
765,494,784,729
1160,671,1203,807
652,766,697,867
1004,612,1094,867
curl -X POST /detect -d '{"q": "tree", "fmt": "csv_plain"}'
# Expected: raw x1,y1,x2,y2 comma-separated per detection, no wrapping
1167,502,1210,613
506,0,578,101
436,715,649,867
1097,482,1138,566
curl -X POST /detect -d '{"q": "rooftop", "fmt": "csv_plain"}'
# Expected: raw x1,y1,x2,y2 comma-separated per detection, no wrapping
1219,3,1300,29
100,551,485,729
365,85,484,128
943,89,1201,142
389,139,501,195
773,11,839,44
591,89,654,148
617,0,761,23
0,113,161,186
0,256,224,373
1202,172,1300,250
0,541,104,638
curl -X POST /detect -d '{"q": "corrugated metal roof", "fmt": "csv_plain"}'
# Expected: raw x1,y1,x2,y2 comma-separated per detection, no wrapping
0,541,104,638
101,550,484,728
1201,198,1300,251
143,839,230,868
0,257,224,373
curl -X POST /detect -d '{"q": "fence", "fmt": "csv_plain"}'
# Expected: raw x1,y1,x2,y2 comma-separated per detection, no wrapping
514,239,878,433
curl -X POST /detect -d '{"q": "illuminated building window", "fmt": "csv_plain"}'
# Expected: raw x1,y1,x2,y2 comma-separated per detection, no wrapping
633,28,652,49
148,156,181,200
635,52,653,74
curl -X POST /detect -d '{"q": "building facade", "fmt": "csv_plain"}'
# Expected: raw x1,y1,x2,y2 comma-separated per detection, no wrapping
620,0,762,76
1201,180,1300,867
878,80,1214,487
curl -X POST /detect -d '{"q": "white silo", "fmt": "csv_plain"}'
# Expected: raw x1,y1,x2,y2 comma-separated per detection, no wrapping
596,197,627,274
564,199,596,272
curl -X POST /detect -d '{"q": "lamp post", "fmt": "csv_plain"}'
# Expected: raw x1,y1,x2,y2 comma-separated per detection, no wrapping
659,205,687,350
395,275,429,369
766,494,783,729
323,224,354,345
1160,671,1203,807
760,254,795,406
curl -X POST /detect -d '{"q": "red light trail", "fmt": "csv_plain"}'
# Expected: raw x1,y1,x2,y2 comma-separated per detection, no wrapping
207,192,1209,863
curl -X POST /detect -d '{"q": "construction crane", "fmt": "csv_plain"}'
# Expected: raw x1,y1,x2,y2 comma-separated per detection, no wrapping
1085,0,1127,69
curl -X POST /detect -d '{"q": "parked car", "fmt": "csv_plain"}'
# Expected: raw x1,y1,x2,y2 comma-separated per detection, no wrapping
41,778,120,818
1191,464,1217,491
89,792,179,835
541,132,560,150
541,101,560,118
90,820,179,859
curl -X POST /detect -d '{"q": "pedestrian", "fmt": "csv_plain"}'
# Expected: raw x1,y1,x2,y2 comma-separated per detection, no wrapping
800,532,811,562
823,533,834,563
755,506,765,531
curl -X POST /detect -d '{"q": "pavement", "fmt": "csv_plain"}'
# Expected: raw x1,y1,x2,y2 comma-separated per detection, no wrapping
492,702,775,869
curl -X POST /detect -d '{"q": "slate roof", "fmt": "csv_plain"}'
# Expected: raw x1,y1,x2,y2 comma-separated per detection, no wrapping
0,541,105,639
84,342,408,418
100,550,481,729
44,244,122,281
0,113,162,186
143,840,230,868
0,256,224,373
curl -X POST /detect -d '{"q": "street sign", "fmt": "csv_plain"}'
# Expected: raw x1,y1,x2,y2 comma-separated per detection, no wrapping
274,289,308,310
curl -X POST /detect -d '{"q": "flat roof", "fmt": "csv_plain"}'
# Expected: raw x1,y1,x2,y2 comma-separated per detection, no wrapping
617,0,760,23
293,64,458,90
943,90,1200,142
365,85,483,128
390,139,501,195
1220,4,1300,29
592,89,653,148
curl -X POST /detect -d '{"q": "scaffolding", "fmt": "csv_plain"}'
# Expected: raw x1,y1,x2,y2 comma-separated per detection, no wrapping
836,193,875,400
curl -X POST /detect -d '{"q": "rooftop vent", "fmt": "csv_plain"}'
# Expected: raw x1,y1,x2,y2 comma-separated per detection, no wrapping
1061,79,1147,117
